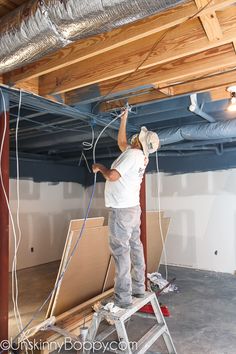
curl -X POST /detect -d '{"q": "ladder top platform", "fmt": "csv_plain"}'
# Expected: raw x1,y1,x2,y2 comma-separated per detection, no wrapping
99,291,156,321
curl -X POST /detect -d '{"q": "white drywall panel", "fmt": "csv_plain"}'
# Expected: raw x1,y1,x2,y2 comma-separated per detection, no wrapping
9,179,85,270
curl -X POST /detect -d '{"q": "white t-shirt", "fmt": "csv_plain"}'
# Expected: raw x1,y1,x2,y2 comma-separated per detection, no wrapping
105,147,147,208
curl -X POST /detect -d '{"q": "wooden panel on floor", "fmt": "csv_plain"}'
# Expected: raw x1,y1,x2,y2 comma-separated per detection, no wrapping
147,211,170,273
46,217,105,317
47,221,114,318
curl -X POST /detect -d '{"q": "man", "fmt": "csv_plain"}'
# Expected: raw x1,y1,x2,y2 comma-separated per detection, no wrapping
92,109,160,308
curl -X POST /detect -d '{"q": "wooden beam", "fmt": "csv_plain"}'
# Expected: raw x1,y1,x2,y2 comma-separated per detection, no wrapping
39,6,236,96
208,86,231,100
195,0,223,41
63,43,236,104
99,90,168,111
14,77,39,95
5,0,236,84
160,69,236,95
233,40,236,53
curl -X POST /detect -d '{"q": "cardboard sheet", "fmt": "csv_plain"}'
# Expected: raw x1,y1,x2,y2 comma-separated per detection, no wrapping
47,220,114,317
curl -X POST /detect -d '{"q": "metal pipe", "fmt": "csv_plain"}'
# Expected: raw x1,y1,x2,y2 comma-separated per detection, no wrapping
189,94,215,122
0,92,9,343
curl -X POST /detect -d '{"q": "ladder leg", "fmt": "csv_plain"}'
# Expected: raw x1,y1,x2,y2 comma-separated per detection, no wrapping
150,295,177,354
86,313,102,353
115,320,132,354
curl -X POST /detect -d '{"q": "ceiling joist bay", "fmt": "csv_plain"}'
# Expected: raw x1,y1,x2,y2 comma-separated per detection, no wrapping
36,5,236,96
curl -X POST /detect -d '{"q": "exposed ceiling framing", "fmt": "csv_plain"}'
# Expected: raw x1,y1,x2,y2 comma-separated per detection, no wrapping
1,0,236,170
2,0,236,103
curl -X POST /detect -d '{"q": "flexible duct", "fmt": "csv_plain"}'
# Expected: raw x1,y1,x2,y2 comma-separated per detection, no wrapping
0,0,185,74
159,120,236,145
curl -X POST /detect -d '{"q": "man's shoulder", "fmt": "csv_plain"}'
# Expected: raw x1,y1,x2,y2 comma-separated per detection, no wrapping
124,147,143,156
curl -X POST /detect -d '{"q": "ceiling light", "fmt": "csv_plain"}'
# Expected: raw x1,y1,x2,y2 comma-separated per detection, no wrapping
227,86,236,112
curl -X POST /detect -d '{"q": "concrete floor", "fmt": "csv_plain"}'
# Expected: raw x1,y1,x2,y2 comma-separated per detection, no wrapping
9,263,236,353
9,261,60,339
161,265,236,354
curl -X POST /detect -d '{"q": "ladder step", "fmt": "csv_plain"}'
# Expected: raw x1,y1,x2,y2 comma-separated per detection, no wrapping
134,324,167,354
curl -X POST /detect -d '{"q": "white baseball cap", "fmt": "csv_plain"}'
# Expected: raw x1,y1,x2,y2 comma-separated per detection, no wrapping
138,126,160,157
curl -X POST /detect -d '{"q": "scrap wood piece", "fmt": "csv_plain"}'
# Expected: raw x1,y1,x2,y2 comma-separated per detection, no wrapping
47,218,115,318
30,289,114,350
147,211,171,273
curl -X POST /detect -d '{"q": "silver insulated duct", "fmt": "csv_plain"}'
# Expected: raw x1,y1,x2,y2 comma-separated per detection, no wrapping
0,0,186,74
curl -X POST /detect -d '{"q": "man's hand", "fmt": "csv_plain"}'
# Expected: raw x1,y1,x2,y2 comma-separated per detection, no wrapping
92,163,102,173
92,163,120,181
120,107,128,120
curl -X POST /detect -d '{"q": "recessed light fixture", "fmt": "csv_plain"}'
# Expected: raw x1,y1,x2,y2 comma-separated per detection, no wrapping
227,86,236,112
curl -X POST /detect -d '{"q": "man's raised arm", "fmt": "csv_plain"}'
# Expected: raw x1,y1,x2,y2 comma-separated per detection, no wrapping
118,108,129,152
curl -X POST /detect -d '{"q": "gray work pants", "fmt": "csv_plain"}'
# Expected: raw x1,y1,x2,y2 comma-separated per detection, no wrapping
108,205,145,305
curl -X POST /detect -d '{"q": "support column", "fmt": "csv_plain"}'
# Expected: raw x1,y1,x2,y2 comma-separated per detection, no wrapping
0,91,9,342
140,173,147,281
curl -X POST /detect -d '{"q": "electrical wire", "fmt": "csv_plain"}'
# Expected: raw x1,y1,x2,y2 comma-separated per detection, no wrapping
92,0,215,112
12,89,25,336
11,109,122,347
155,150,168,281
0,89,28,341
4,0,216,341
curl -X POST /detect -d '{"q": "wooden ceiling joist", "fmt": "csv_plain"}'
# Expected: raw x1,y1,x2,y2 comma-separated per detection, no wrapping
195,0,223,41
4,0,236,86
36,6,236,96
100,76,235,112
63,43,235,104
99,90,169,111
160,69,236,95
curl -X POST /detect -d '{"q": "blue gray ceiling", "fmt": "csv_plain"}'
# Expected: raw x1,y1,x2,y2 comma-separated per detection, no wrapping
2,85,236,178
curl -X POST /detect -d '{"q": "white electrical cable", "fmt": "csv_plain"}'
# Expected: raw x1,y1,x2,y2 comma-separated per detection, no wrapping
0,89,31,351
12,89,24,334
14,90,30,344
82,124,95,151
92,114,122,163
11,109,122,346
155,150,168,280
0,89,23,334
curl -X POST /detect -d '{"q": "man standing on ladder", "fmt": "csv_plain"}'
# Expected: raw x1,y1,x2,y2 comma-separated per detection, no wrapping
92,108,160,308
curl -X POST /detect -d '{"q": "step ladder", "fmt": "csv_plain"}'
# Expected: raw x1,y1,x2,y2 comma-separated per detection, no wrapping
86,291,177,354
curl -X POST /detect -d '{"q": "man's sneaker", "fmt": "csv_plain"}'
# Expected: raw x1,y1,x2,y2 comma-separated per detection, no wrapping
114,301,133,309
132,293,145,298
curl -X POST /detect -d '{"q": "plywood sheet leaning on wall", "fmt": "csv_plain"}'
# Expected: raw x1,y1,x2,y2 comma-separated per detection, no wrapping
46,217,115,318
146,211,170,273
